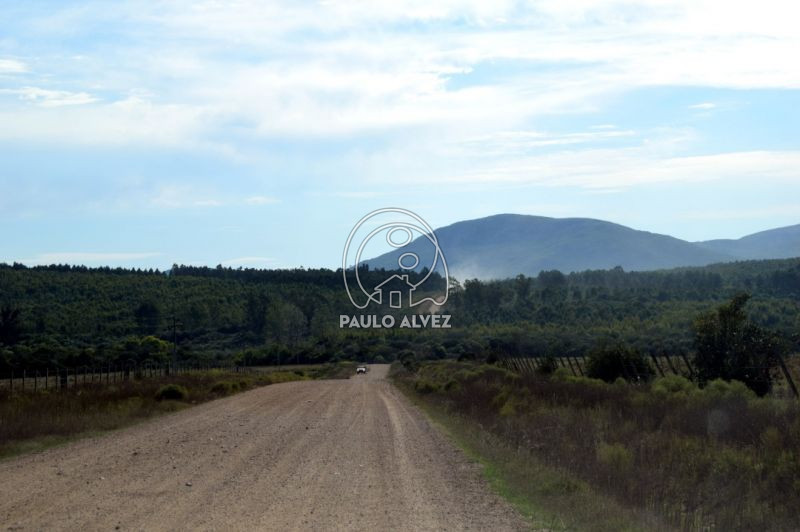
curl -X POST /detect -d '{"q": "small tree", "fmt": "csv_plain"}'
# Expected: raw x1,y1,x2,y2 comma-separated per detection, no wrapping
586,341,653,383
693,293,782,396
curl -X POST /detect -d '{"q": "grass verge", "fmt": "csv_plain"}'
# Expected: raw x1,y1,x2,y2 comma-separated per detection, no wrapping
394,372,657,531
393,360,800,531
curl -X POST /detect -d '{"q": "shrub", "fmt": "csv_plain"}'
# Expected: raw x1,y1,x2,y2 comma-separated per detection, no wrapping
399,350,418,372
414,379,438,394
536,355,558,376
652,374,696,395
443,379,461,392
498,398,518,417
210,381,239,395
551,367,572,381
702,378,755,401
596,442,633,473
586,342,654,383
155,384,188,401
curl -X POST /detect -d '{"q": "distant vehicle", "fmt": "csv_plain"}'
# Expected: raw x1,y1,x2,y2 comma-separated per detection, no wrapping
356,366,367,374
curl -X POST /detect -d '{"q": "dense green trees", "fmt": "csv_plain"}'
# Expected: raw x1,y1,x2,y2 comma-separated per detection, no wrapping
134,301,162,334
693,293,785,396
0,307,22,346
0,259,797,373
586,342,654,383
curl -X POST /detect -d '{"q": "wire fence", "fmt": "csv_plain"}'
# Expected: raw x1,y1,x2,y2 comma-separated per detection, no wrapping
0,361,251,395
499,353,694,380
497,353,800,398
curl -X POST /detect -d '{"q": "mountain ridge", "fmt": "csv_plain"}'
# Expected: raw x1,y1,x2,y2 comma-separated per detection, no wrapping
366,214,799,279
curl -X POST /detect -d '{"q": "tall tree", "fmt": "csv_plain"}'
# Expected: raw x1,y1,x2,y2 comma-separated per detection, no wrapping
0,306,23,346
134,301,162,335
693,293,783,396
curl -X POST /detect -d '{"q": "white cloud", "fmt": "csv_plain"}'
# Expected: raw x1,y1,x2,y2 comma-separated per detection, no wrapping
3,0,800,146
19,252,162,265
332,191,384,199
681,204,800,221
148,187,279,209
3,87,98,107
434,149,800,189
193,199,222,207
455,129,637,156
0,59,27,74
221,256,278,267
244,195,279,205
150,185,221,208
689,102,716,109
0,95,208,146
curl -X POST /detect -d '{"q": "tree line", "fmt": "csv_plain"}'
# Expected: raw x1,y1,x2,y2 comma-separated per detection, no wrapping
1,259,798,392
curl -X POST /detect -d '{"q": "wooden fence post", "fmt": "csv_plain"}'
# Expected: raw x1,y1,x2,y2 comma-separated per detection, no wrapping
565,356,578,376
679,353,695,379
775,353,799,399
572,356,584,376
650,353,665,378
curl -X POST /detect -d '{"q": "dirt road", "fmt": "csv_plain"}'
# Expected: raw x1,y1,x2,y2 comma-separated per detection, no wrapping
0,365,527,531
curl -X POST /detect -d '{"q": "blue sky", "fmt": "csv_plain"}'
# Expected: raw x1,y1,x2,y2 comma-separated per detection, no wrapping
1,0,799,270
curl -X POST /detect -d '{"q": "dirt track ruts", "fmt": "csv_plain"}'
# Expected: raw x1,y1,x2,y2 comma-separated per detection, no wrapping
0,365,527,531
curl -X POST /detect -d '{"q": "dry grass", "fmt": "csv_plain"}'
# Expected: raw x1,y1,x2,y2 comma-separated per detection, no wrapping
0,369,312,459
395,360,800,531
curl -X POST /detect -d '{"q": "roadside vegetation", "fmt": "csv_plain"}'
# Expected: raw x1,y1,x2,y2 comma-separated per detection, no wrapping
0,363,351,459
395,359,800,530
394,295,798,529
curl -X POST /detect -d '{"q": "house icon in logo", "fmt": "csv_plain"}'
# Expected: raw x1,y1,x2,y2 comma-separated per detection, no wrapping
372,274,417,309
342,208,449,310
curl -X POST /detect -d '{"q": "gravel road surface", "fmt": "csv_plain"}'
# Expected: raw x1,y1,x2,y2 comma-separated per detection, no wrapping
0,365,527,531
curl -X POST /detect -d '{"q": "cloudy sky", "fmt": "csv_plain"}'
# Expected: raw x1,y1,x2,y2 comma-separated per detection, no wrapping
1,0,799,269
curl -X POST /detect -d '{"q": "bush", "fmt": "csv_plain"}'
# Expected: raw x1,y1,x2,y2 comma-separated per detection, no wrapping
536,355,558,376
443,379,461,392
652,374,696,395
551,367,572,381
399,350,418,373
414,379,438,394
155,384,189,401
596,442,633,472
210,381,240,395
586,342,654,383
702,378,755,401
